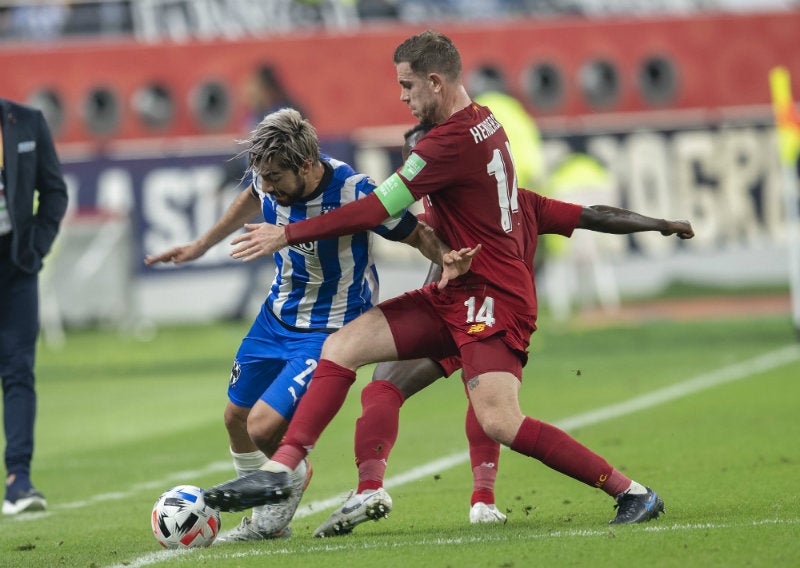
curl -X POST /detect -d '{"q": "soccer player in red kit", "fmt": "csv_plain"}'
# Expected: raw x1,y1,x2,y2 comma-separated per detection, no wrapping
204,30,694,533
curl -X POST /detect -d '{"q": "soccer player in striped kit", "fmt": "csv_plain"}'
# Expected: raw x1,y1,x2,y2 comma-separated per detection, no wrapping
145,108,459,541
204,31,691,532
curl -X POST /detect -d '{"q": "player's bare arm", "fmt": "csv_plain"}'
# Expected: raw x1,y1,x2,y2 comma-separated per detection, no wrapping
400,220,451,265
577,205,694,239
401,221,481,288
146,187,262,265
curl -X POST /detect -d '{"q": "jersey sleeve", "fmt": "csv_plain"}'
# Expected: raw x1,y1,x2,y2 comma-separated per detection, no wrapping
396,132,461,200
524,191,583,236
355,174,419,242
284,183,414,246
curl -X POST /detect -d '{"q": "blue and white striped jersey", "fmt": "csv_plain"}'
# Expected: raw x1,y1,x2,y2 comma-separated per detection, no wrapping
253,155,417,332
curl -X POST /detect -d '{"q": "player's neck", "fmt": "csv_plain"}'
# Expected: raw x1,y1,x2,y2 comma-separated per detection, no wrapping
442,86,472,121
302,160,325,197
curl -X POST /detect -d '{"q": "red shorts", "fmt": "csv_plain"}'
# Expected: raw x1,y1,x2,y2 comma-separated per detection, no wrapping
379,282,533,380
435,355,462,378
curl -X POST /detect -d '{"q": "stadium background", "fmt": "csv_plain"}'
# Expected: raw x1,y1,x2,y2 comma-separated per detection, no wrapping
1,0,798,328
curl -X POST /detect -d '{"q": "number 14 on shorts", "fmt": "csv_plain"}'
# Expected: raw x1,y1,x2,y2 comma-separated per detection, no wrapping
464,296,495,328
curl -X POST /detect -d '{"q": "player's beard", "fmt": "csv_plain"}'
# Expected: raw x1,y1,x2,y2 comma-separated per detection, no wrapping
273,175,307,206
413,100,438,125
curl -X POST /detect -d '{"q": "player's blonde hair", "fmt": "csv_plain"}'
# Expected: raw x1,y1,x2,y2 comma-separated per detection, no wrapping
245,108,320,174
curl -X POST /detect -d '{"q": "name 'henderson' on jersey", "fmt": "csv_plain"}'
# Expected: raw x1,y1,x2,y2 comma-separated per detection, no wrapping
398,103,535,312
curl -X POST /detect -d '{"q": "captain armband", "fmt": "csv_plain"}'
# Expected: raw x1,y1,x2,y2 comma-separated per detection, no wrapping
374,174,416,218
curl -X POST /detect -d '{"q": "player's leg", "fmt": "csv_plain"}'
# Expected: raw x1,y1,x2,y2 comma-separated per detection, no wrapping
464,395,505,524
356,358,445,491
463,338,663,525
213,312,321,533
205,290,456,511
313,358,446,537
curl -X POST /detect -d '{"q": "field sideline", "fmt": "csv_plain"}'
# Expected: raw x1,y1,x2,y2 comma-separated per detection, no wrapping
1,312,799,567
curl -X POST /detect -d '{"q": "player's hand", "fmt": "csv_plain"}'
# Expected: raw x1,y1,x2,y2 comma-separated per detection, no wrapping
230,223,288,262
438,244,481,289
144,242,206,266
661,220,694,239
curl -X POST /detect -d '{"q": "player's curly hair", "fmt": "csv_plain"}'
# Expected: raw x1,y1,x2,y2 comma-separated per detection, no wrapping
393,30,462,82
244,108,320,174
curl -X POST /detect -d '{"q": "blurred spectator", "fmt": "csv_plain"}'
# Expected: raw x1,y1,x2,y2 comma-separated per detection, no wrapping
243,65,308,128
470,65,545,193
469,64,547,270
356,0,400,20
542,153,621,322
1,2,69,41
63,1,132,37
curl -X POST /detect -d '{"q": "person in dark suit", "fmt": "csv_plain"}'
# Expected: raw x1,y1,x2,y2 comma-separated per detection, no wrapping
0,97,68,515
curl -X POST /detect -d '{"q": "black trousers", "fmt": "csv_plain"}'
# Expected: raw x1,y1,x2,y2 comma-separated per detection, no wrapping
0,252,39,480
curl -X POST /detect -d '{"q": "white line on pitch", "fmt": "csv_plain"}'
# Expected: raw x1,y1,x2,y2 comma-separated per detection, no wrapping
92,343,800,567
111,517,800,567
292,343,800,520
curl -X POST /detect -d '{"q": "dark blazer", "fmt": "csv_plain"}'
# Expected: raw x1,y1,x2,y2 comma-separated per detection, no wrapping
1,98,68,274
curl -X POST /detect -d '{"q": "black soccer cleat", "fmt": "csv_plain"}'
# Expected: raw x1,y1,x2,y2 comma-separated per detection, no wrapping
203,470,293,512
609,487,665,525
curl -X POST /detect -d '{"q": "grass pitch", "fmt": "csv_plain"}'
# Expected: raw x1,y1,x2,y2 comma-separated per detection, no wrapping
1,311,799,567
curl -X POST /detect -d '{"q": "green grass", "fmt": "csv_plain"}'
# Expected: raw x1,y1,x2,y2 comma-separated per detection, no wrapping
2,313,799,567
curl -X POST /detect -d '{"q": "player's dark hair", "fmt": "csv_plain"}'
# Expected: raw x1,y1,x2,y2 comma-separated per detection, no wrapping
244,108,320,174
393,30,462,82
402,122,434,161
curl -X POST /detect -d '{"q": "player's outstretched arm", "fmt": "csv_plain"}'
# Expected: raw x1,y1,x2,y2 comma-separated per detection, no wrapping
146,186,262,265
576,205,694,239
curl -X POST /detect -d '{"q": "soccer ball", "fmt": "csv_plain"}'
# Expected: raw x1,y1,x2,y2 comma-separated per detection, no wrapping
151,485,221,549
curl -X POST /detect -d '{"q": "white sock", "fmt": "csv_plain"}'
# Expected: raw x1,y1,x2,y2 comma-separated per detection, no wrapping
231,449,269,519
625,480,648,495
290,459,308,487
260,460,293,474
231,448,269,477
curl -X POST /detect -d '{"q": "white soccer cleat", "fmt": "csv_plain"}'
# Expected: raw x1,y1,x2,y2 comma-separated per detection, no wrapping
252,459,313,535
469,502,507,524
214,516,292,543
313,487,393,537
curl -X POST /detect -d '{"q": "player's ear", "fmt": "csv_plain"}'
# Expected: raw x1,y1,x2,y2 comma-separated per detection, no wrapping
429,72,444,92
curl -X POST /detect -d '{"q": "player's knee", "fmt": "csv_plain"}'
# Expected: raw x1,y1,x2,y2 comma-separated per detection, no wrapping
476,413,516,446
246,420,282,455
223,404,249,435
245,409,288,455
319,331,359,369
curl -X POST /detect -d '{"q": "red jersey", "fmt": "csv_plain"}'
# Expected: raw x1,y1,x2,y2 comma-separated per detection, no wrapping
406,103,580,313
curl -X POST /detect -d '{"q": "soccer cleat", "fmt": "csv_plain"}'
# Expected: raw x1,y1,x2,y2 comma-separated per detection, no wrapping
469,502,507,524
203,470,293,512
253,459,313,535
214,516,292,543
2,487,47,515
312,488,393,538
609,487,665,525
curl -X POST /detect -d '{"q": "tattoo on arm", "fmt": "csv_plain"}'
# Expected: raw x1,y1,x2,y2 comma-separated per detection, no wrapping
466,376,480,391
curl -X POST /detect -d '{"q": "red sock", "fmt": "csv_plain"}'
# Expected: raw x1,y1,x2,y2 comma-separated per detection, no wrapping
354,381,404,493
510,417,630,497
465,399,500,506
272,359,356,469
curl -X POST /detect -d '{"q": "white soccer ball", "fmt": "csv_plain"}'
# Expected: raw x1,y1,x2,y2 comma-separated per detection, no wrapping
151,485,221,549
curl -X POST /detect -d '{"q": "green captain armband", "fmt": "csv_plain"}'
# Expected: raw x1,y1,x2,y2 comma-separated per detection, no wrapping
375,173,416,217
